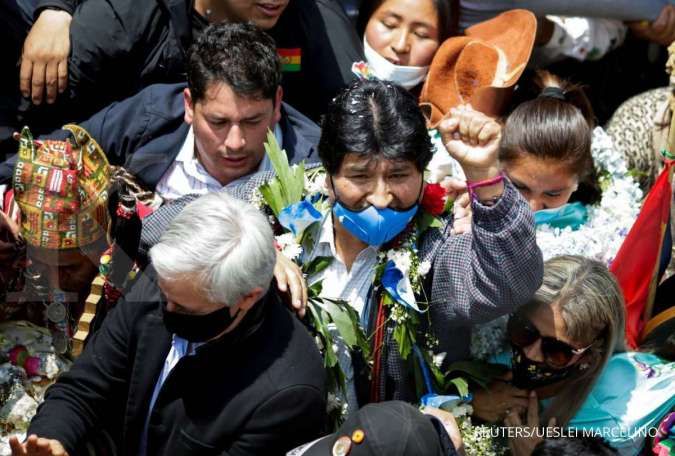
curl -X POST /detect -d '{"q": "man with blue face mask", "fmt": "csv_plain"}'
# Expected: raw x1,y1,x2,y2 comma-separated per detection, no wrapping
141,79,543,409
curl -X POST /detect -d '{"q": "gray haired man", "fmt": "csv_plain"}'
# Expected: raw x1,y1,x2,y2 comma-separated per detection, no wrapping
12,192,326,456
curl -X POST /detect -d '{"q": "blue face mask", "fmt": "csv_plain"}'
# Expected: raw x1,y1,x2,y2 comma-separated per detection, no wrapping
333,202,418,246
534,202,588,230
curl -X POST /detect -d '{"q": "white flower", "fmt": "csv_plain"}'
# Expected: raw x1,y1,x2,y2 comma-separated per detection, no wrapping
304,171,327,196
390,305,409,323
250,188,265,209
431,351,446,369
451,404,474,418
537,128,641,265
387,249,412,274
418,260,431,276
275,233,302,260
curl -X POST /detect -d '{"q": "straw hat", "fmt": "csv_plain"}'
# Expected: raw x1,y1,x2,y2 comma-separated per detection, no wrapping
419,9,537,126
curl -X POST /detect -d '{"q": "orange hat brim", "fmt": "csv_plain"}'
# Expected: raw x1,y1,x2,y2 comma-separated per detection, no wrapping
420,9,537,127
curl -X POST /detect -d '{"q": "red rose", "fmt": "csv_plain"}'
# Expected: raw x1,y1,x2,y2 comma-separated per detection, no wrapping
421,183,447,216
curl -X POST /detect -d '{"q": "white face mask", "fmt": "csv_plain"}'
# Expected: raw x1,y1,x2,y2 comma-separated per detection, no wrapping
363,37,429,90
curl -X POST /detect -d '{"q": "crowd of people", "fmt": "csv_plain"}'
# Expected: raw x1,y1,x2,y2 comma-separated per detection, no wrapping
0,0,674,455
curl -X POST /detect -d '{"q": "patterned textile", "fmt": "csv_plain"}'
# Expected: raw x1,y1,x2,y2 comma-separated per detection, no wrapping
141,167,543,402
13,126,111,249
606,87,670,192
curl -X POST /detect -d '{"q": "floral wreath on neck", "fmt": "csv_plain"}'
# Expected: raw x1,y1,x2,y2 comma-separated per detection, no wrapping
253,132,475,425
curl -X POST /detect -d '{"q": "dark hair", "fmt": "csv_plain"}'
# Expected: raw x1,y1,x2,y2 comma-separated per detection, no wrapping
500,71,601,204
187,23,281,103
533,437,617,456
357,0,456,44
319,79,434,174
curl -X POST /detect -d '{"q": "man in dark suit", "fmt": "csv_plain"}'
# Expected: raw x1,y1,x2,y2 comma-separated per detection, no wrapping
10,191,327,456
0,22,321,199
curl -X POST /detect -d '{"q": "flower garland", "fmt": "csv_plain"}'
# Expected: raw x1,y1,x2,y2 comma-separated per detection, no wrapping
255,132,458,423
470,127,643,361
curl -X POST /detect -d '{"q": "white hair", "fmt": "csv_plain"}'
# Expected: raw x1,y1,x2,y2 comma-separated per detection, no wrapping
149,192,276,306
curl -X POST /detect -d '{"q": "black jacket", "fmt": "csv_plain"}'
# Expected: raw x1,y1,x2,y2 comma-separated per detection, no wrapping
18,0,361,130
0,82,321,188
28,266,327,455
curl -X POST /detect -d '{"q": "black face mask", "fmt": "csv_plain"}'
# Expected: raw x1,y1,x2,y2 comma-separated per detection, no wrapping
161,302,240,343
510,345,579,390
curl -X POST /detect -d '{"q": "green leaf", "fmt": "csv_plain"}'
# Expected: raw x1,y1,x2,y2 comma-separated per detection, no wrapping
307,301,337,368
393,323,413,359
260,130,306,215
304,256,333,276
308,281,323,298
417,211,442,233
259,179,284,216
448,377,470,398
321,300,358,347
443,195,454,214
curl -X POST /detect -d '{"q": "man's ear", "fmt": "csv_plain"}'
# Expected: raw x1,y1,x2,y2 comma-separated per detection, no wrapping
231,287,265,315
272,86,283,124
184,88,195,125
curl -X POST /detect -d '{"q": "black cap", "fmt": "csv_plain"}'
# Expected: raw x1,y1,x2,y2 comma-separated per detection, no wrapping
299,401,449,456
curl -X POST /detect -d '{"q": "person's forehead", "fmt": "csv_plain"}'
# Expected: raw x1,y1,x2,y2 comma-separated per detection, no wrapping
506,155,578,187
198,82,273,115
340,154,416,171
528,301,577,346
374,0,439,26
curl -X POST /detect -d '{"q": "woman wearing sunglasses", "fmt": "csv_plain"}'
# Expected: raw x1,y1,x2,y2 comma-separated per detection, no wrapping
471,255,626,454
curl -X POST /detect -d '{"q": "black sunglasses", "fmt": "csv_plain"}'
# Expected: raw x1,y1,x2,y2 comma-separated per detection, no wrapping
507,313,593,368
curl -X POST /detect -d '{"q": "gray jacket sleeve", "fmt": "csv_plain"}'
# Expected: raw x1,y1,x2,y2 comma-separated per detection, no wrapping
421,180,543,325
139,170,278,255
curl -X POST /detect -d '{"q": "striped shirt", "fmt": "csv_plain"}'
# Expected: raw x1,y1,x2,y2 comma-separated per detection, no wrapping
155,124,281,200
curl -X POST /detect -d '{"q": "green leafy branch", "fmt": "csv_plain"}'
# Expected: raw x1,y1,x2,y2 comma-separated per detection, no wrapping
259,130,306,216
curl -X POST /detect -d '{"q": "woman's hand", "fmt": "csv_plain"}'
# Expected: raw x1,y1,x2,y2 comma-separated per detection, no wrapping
505,391,557,456
472,374,530,423
10,435,69,456
273,251,308,318
20,9,72,105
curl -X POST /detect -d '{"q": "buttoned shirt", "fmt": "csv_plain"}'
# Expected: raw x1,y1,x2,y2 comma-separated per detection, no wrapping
305,213,379,411
155,124,281,200
306,213,379,317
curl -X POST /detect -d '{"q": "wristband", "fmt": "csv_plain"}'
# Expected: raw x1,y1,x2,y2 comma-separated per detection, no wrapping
466,172,504,200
